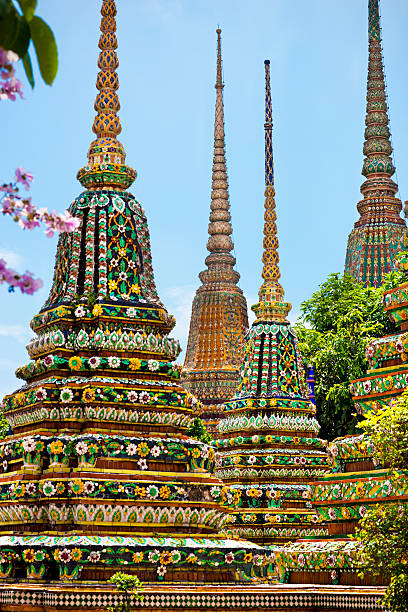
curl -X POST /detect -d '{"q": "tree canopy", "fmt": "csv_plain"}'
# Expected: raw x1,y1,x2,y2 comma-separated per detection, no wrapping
294,270,404,441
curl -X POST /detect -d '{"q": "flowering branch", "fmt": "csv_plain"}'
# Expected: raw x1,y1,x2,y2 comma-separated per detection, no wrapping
1,168,80,294
0,48,23,101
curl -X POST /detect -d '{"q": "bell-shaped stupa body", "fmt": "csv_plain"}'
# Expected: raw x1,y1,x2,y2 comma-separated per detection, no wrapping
345,0,406,287
183,29,248,433
0,1,272,592
214,61,330,546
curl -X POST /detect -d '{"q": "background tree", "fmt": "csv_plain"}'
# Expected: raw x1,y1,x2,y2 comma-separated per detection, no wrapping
294,270,404,441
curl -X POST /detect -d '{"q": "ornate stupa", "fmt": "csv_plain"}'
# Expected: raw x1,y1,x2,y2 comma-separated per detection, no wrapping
274,248,408,588
344,0,406,287
213,61,329,546
0,3,272,605
182,29,248,433
273,269,408,588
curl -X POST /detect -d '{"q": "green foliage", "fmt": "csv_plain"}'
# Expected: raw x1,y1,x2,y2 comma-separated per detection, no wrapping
29,15,57,85
0,408,9,439
355,503,408,612
360,388,408,471
294,270,404,440
355,391,408,612
0,0,58,86
384,574,408,612
107,572,144,612
187,417,212,444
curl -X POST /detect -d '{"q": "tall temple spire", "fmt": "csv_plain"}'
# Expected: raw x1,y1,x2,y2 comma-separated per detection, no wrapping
344,0,406,287
252,60,291,322
77,0,136,190
183,29,248,431
214,61,328,545
206,28,234,267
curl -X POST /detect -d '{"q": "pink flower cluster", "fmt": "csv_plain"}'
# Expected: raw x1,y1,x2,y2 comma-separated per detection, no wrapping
1,168,80,237
0,258,43,295
1,168,80,295
0,48,23,101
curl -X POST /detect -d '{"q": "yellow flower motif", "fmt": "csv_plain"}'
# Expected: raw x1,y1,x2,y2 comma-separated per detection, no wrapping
160,551,173,564
118,247,127,256
384,376,394,390
341,507,351,519
131,284,141,295
137,442,149,457
72,479,84,494
69,356,83,371
88,443,98,454
82,388,96,402
16,483,26,497
159,486,171,499
14,392,25,406
108,279,118,291
267,515,278,523
186,554,198,564
355,482,365,497
247,488,259,498
265,435,273,443
56,306,67,317
191,448,200,459
49,440,64,455
92,304,103,316
71,548,82,562
243,552,253,563
53,549,60,561
132,552,144,563
129,358,141,370
56,482,65,494
232,455,241,465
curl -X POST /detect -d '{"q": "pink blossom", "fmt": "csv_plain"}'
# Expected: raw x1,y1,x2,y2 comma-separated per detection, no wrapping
1,169,80,295
0,48,23,101
15,167,33,190
0,259,43,295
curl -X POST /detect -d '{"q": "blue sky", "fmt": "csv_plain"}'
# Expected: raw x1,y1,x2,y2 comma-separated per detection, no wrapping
1,0,408,399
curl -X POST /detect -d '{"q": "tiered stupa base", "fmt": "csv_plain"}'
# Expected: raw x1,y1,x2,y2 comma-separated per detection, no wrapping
0,582,386,611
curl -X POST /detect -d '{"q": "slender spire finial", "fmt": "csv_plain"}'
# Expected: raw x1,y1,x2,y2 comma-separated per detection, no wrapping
361,0,396,194
252,60,291,322
204,28,235,269
77,0,136,190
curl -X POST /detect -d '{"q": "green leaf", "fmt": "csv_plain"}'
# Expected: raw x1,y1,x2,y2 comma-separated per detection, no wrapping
16,0,37,21
29,15,58,85
0,0,30,57
22,50,34,87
